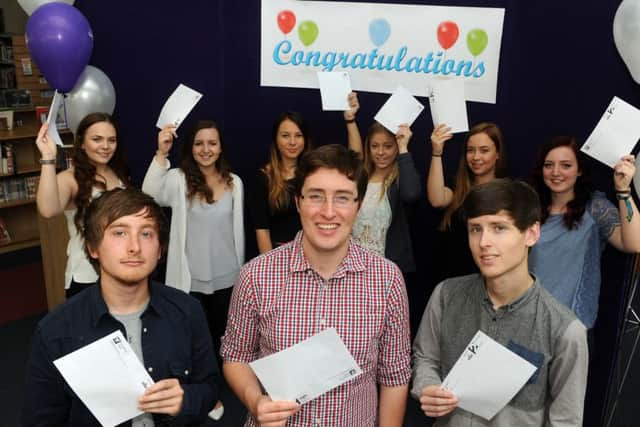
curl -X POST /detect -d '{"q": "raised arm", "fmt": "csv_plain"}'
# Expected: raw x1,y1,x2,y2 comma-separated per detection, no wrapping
35,123,75,218
608,154,640,252
426,124,454,209
344,92,363,157
395,124,421,202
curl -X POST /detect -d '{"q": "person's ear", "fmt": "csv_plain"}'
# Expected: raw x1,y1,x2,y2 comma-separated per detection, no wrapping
295,195,301,213
525,222,540,247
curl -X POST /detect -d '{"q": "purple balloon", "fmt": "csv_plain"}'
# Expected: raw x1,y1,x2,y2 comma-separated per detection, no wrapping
26,3,93,93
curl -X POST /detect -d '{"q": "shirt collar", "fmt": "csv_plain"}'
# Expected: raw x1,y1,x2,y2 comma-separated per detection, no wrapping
479,274,540,313
288,231,367,277
90,280,165,327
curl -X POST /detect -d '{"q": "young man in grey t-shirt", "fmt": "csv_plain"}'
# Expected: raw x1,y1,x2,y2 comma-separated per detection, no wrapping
412,179,588,426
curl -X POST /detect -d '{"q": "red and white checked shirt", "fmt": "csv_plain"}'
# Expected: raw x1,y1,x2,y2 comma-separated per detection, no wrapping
221,232,412,427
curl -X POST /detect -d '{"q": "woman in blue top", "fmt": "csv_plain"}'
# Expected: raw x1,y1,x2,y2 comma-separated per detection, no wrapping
530,136,640,328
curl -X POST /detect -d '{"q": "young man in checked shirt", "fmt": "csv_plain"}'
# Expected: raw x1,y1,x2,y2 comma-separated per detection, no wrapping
221,144,412,426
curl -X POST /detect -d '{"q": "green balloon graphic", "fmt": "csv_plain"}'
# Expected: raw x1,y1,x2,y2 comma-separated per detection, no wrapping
467,29,488,57
298,20,319,47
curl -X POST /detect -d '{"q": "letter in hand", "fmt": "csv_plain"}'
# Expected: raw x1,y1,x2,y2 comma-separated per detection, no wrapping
254,394,300,427
430,123,453,155
157,125,178,157
35,123,57,161
613,154,636,191
396,123,413,153
138,378,184,416
344,92,360,121
419,384,458,418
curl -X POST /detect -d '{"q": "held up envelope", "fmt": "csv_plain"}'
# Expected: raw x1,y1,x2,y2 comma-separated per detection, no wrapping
581,96,640,168
317,72,351,111
374,86,424,134
156,83,203,131
441,330,537,420
428,79,469,134
249,328,362,405
47,91,65,147
53,330,155,427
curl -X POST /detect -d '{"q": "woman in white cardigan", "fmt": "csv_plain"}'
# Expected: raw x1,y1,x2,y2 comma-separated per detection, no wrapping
142,120,244,420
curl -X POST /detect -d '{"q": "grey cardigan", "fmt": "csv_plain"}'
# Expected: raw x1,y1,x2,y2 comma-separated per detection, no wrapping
385,152,421,272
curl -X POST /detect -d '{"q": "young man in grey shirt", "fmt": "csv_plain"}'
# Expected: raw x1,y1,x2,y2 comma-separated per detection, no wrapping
412,179,588,426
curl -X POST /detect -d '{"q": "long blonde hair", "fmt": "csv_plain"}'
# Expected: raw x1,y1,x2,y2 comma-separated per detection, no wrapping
261,111,312,212
363,123,399,200
440,122,507,230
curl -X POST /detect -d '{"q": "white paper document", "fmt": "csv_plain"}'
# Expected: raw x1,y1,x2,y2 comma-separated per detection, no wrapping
374,86,424,134
47,91,65,147
581,96,640,168
428,79,469,134
156,83,203,130
317,72,352,111
441,330,537,420
53,330,155,427
249,328,362,405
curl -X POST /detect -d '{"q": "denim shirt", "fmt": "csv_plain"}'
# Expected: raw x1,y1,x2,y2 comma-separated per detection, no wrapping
22,281,219,426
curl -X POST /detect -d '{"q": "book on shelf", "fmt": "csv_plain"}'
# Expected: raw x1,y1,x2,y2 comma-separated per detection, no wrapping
0,142,14,175
0,216,11,246
36,102,68,129
0,175,39,203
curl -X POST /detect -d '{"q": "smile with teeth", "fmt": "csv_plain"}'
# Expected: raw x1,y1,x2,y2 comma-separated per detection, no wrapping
318,224,338,230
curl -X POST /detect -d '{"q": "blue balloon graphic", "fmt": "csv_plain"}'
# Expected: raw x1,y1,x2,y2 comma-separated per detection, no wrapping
369,18,391,47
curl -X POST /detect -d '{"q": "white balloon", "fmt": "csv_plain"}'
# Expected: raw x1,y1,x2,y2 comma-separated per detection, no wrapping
17,0,75,16
614,0,640,84
64,65,116,135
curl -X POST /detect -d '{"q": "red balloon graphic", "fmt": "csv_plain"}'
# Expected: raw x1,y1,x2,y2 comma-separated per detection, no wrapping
437,21,460,50
277,10,296,35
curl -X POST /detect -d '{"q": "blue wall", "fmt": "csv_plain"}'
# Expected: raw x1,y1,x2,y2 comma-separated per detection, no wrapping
75,1,639,424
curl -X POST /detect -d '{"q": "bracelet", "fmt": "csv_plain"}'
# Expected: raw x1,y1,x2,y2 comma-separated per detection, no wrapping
39,158,56,165
432,153,443,157
345,118,356,124
616,192,631,200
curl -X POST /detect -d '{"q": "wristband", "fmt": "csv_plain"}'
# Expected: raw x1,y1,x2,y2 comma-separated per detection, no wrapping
39,158,56,165
345,118,356,124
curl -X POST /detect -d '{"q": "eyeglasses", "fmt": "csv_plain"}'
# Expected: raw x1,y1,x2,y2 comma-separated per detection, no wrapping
300,192,359,207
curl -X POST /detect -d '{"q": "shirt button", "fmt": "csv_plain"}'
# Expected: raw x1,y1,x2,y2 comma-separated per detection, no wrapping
147,367,153,373
492,317,497,322
184,370,189,375
143,328,148,333
319,318,326,327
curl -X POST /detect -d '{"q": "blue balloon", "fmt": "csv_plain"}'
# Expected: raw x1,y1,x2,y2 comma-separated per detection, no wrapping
26,3,93,93
369,19,391,47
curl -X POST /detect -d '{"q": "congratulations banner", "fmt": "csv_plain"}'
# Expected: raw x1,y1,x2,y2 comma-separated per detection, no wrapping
261,0,505,104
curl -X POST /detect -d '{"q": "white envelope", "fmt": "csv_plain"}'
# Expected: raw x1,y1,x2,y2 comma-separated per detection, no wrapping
317,72,352,111
156,84,203,131
428,79,469,134
581,96,640,168
441,330,537,420
249,328,362,405
47,91,65,147
374,86,424,134
53,330,155,427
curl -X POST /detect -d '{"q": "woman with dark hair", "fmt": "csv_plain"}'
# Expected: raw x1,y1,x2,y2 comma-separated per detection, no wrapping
427,122,508,279
249,111,312,253
530,136,640,328
142,120,244,420
36,112,129,298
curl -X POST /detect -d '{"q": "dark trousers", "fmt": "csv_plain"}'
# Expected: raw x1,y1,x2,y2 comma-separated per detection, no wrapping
190,287,234,368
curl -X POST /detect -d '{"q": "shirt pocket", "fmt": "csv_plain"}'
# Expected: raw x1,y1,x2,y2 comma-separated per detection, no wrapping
506,340,547,411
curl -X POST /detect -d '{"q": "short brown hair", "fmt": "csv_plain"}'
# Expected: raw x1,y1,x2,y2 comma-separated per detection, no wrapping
462,178,541,232
83,188,169,272
293,144,367,201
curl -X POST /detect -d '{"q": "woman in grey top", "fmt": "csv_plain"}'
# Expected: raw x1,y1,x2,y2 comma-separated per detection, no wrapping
142,120,245,420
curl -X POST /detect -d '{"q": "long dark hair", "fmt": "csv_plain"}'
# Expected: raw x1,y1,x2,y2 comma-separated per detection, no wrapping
531,136,592,228
180,120,233,203
73,112,129,230
261,111,312,212
441,122,507,230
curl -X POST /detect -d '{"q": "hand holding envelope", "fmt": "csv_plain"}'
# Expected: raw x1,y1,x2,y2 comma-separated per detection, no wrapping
374,86,424,134
156,84,203,133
